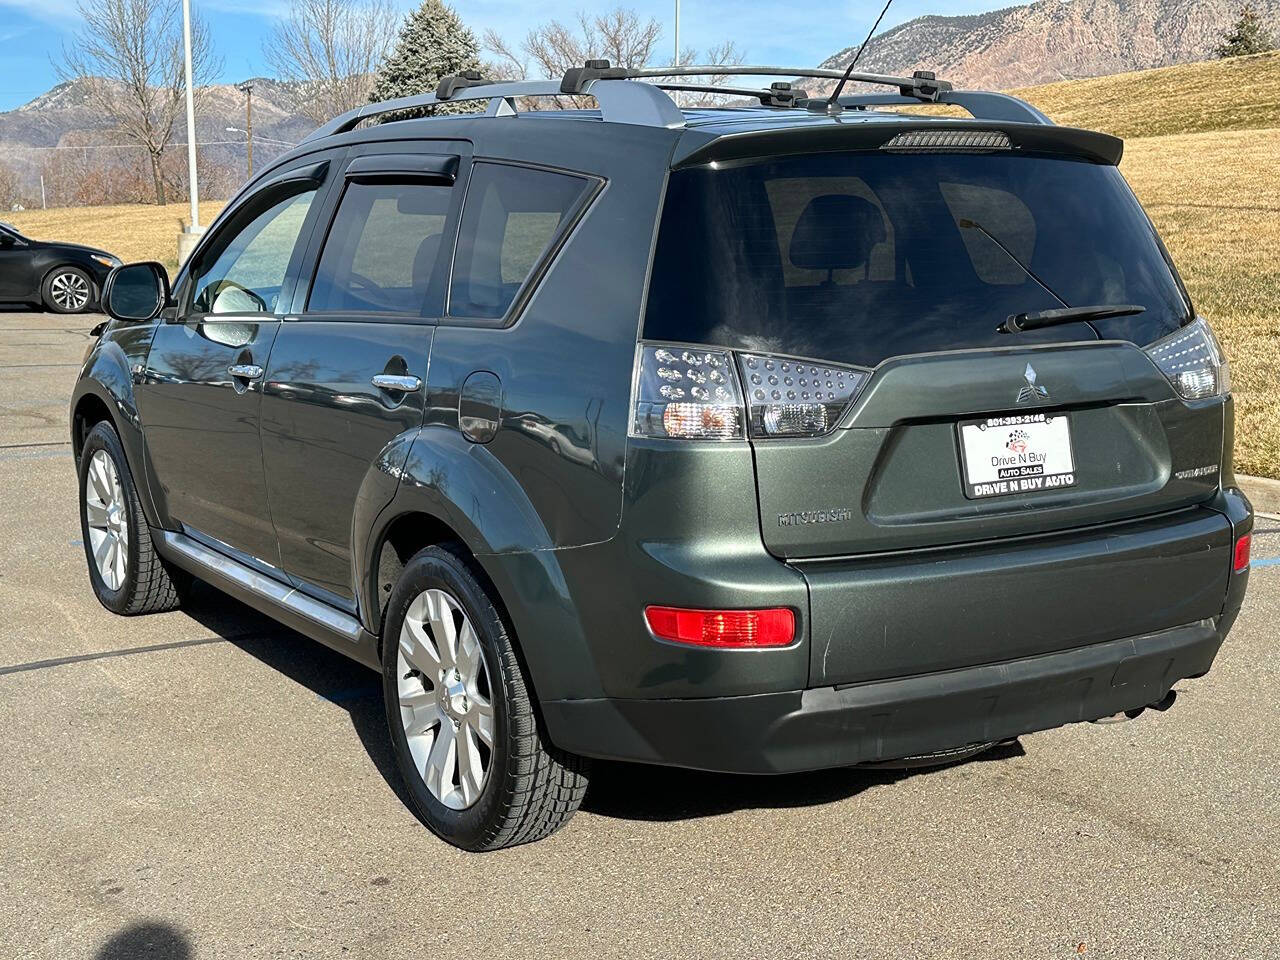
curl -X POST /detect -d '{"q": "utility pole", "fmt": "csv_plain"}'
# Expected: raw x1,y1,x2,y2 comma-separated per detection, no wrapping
237,81,254,179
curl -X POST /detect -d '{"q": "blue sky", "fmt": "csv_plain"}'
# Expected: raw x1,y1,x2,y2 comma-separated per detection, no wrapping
0,0,1015,112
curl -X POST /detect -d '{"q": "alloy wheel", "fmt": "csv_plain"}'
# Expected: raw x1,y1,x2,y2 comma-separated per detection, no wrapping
84,449,129,591
396,588,495,810
50,271,90,311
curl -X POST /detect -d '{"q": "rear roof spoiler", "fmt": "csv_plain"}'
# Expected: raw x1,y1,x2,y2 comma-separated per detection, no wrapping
671,120,1124,169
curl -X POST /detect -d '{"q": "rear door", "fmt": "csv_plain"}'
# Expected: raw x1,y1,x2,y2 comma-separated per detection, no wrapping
137,155,337,566
645,148,1224,558
643,145,1234,683
259,143,466,609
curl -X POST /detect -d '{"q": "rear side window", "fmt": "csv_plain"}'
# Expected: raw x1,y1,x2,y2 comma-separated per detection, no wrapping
308,181,452,315
644,151,1192,368
449,162,593,321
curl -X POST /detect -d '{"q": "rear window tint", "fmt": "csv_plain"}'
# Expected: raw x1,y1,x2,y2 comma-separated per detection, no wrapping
308,181,451,315
449,162,592,321
644,151,1191,368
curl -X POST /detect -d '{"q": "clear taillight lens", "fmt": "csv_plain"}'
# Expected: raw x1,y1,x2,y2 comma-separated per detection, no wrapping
1144,318,1231,401
631,344,744,440
736,352,870,438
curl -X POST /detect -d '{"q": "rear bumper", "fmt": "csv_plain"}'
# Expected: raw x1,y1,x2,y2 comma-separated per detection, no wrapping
543,618,1226,774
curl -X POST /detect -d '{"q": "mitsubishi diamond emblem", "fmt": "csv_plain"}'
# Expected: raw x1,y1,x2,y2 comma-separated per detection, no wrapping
1016,363,1050,404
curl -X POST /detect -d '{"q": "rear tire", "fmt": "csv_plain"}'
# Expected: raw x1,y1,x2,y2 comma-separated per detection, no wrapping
42,266,94,313
381,544,589,851
79,421,188,615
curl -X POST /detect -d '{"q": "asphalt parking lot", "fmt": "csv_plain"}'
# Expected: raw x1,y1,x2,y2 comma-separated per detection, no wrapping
1,308,1277,959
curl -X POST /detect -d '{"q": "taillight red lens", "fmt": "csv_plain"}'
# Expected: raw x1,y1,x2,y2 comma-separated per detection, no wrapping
1234,534,1251,572
644,606,795,648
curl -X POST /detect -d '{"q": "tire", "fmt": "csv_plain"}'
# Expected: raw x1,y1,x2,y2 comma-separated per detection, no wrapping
79,421,188,615
42,265,94,314
382,544,589,851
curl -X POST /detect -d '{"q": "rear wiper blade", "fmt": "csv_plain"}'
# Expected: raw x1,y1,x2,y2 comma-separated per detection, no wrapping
999,304,1146,334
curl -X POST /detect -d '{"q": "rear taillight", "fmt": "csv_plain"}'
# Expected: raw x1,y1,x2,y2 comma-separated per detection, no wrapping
630,342,870,441
630,344,744,439
736,352,869,438
1145,317,1231,401
1234,534,1251,572
644,606,796,648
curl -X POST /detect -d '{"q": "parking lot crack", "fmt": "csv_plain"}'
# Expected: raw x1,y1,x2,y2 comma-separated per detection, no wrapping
0,631,268,677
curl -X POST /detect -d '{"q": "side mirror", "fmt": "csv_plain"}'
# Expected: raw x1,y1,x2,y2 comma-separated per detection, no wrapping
102,261,171,322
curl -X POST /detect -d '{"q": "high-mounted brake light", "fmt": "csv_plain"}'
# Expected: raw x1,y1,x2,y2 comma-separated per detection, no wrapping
1145,317,1231,401
1234,534,1251,573
644,606,796,648
881,130,1011,153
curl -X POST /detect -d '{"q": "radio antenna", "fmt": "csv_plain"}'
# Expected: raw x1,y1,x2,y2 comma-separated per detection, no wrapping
827,0,896,105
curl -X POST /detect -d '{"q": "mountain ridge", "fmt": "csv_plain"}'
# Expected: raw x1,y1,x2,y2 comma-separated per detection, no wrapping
822,0,1280,89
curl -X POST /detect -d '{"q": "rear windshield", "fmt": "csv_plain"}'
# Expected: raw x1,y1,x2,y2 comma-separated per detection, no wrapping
643,151,1191,368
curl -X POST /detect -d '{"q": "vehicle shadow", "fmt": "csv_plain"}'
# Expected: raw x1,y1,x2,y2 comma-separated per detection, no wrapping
583,740,1026,822
178,580,1026,824
177,581,411,809
94,919,192,959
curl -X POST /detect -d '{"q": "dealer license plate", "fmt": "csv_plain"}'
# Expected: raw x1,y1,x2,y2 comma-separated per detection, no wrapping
958,413,1076,499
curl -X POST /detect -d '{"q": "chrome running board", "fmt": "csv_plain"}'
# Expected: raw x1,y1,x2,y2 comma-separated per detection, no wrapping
155,530,380,670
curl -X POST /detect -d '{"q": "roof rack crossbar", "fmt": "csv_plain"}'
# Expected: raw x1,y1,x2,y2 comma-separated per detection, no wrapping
834,91,1054,126
624,64,953,101
651,81,810,107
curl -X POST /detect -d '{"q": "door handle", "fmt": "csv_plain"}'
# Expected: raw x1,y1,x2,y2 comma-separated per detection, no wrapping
371,374,422,393
228,363,264,380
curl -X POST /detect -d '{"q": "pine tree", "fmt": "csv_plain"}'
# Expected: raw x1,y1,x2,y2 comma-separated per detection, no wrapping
1216,4,1276,58
369,0,482,117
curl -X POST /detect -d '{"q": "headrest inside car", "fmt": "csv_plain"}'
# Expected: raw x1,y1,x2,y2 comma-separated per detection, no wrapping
788,194,887,271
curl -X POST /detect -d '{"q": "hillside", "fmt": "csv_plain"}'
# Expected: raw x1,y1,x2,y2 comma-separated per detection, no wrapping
823,0,1280,89
0,77,310,149
0,78,314,202
1012,49,1280,137
1009,51,1280,478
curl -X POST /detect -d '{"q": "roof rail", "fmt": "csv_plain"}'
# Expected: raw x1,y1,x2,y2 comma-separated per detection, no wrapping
301,76,686,142
835,91,1054,125
299,61,1053,144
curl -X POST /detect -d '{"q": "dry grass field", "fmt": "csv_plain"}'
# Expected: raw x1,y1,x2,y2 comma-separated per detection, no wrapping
6,54,1278,475
1011,52,1280,478
1122,128,1280,479
7,201,225,271
1013,50,1280,139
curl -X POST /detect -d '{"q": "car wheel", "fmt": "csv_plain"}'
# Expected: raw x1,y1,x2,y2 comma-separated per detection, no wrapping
382,544,590,851
42,266,94,313
79,421,189,615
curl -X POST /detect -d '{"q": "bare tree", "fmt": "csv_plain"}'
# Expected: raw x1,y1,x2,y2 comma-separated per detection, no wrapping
482,8,742,108
59,0,218,205
266,0,401,125
0,162,21,210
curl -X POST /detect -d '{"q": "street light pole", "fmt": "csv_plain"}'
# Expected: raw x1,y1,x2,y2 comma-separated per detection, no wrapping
674,0,680,65
181,0,199,230
237,81,254,179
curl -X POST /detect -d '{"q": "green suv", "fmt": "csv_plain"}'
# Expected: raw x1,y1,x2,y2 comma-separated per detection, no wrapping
71,64,1253,850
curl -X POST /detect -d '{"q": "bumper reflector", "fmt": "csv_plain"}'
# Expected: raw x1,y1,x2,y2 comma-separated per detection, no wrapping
1234,534,1251,572
644,606,795,648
